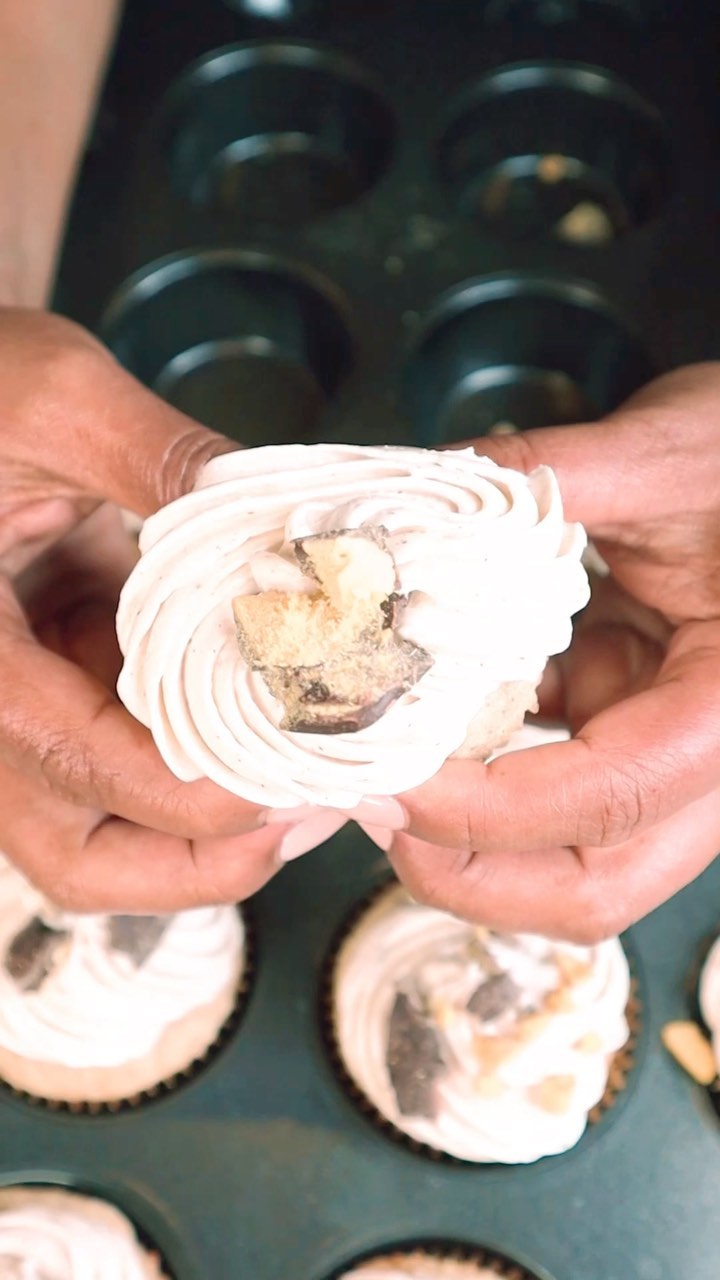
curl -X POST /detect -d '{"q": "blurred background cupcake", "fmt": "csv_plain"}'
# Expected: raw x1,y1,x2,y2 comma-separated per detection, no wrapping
325,882,634,1163
0,852,248,1109
333,1241,543,1280
0,1186,167,1277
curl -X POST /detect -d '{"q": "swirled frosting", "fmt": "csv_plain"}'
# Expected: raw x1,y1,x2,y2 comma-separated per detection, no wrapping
331,885,630,1163
0,1188,162,1279
699,935,720,1074
340,1256,499,1280
116,444,588,808
0,854,243,1069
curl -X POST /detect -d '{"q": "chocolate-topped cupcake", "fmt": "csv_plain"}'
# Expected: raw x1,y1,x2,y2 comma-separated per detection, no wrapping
0,853,248,1108
0,1187,167,1277
326,883,633,1163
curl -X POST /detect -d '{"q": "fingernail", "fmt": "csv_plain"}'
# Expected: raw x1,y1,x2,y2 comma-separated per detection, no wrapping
262,804,321,826
343,797,407,830
277,811,349,862
357,823,395,853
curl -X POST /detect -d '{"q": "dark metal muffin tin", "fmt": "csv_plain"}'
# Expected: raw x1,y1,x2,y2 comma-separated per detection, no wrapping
5,0,718,1275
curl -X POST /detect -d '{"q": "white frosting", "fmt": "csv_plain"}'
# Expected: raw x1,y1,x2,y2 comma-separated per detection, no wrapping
0,854,243,1069
116,444,589,808
699,935,720,1073
0,1188,157,1280
332,885,630,1164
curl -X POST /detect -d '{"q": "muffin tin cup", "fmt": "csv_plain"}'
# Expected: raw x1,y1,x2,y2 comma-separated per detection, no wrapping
322,1237,557,1280
101,248,354,444
157,42,395,225
402,273,654,445
0,906,257,1119
436,61,670,244
319,878,645,1169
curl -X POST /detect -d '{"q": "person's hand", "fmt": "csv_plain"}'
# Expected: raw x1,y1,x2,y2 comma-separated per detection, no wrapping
366,363,720,942
0,307,312,913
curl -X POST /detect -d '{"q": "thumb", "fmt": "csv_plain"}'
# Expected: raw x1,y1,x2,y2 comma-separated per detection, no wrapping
456,361,720,530
3,310,236,516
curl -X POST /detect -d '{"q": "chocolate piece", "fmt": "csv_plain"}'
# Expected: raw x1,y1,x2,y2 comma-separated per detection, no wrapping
467,973,520,1022
233,529,432,734
386,991,446,1119
3,917,70,992
108,915,170,967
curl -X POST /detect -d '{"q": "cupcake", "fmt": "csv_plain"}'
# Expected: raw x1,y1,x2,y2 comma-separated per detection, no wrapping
0,853,247,1107
116,444,589,810
336,1245,533,1280
0,1186,165,1277
699,934,720,1080
326,883,632,1163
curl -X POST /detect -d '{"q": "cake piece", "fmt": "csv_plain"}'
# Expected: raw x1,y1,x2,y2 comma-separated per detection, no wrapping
232,529,432,733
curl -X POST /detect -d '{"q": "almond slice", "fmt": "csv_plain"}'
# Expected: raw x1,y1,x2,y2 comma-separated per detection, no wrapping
661,1021,717,1087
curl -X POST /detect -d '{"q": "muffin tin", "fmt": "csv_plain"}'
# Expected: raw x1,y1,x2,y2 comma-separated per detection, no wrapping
6,0,718,1276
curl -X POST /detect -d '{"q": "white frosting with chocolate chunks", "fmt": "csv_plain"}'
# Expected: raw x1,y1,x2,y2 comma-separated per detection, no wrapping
116,444,588,808
332,884,631,1163
0,854,243,1069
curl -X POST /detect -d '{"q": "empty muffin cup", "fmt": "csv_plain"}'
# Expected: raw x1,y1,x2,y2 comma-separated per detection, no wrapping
101,249,353,444
402,273,653,444
159,43,395,223
437,62,670,244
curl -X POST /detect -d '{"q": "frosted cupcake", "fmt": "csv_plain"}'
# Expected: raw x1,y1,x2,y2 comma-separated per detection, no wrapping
0,1187,165,1277
116,444,589,810
327,883,632,1163
0,853,247,1107
699,934,720,1080
337,1247,534,1280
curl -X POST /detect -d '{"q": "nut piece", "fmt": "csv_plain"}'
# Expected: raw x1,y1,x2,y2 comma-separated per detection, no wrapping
661,1020,717,1087
233,528,433,734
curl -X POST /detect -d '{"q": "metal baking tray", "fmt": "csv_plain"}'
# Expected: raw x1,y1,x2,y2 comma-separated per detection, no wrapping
4,1,718,1276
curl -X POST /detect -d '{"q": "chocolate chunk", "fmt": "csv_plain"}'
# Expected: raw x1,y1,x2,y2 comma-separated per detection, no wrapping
3,917,70,992
108,915,169,967
386,991,447,1119
467,973,520,1022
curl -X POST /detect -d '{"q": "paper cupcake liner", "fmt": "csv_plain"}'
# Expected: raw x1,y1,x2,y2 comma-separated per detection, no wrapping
324,1238,553,1280
0,904,257,1118
319,878,643,1166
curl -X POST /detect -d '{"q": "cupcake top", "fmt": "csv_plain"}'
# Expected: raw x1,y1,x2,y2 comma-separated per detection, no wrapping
0,854,243,1070
339,1253,504,1279
699,934,720,1075
330,884,630,1163
116,444,588,808
0,1187,164,1278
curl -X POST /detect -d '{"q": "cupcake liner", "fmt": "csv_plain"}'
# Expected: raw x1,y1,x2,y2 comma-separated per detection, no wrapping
0,904,257,1118
325,1238,552,1280
320,879,643,1166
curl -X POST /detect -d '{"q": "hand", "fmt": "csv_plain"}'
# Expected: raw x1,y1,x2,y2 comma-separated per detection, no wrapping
371,364,720,941
0,308,302,912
